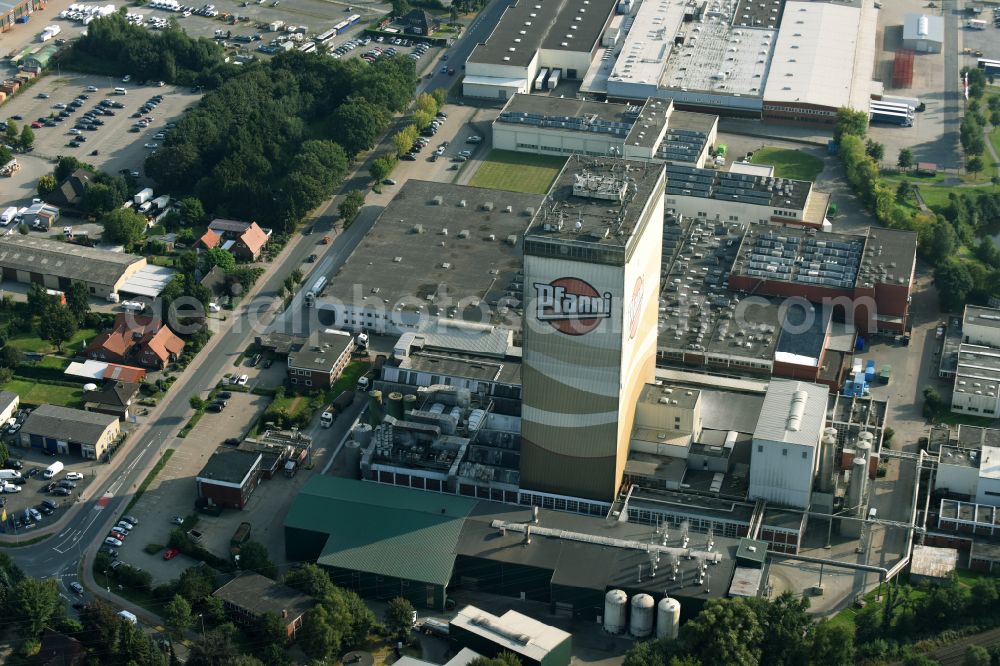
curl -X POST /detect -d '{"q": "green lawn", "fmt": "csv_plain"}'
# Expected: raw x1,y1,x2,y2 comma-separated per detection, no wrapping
468,150,566,194
750,147,825,182
7,327,98,355
0,379,84,407
328,360,371,400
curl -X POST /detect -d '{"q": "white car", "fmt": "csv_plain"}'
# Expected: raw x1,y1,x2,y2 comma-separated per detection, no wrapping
122,75,131,82
104,537,123,547
2,484,21,493
208,303,222,313
86,85,99,92
115,521,133,532
144,143,158,149
237,374,249,386
65,472,84,481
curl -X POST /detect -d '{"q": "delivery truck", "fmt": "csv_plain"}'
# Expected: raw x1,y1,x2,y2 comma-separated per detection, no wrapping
133,187,154,205
320,391,355,427
43,461,64,479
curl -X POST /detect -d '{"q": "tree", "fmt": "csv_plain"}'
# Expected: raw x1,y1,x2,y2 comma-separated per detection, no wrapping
101,207,147,250
897,148,914,170
431,88,446,108
164,594,194,637
40,305,78,353
808,619,854,666
450,5,459,22
299,605,339,660
237,541,277,579
26,282,56,317
66,281,91,324
935,257,974,311
896,180,912,204
179,197,206,226
750,593,812,666
370,155,396,183
200,595,227,626
205,247,236,272
8,577,60,636
257,611,288,648
391,0,410,15
469,655,524,666
680,598,763,666
0,143,11,166
865,139,884,163
0,345,21,369
290,268,303,284
923,385,942,418
923,219,957,265
415,92,438,116
338,190,366,226
385,597,415,639
991,110,1000,129
330,98,391,155
392,125,419,158
413,109,434,130
5,120,18,145
37,173,57,197
19,125,35,151
964,645,991,666
188,623,239,666
834,107,868,142
968,155,985,175
284,563,334,599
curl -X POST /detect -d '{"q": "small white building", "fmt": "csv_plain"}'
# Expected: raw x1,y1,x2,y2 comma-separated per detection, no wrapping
749,380,827,509
962,305,1000,348
951,306,1000,417
976,445,1000,506
902,13,944,54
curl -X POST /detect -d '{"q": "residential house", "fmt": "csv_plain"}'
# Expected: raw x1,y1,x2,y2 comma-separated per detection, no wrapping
212,573,314,639
19,404,121,459
200,265,229,298
83,314,184,369
402,8,436,35
287,329,355,389
84,381,141,420
46,169,93,209
198,219,270,261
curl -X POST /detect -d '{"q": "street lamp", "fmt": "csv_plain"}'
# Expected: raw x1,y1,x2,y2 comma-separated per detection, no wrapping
197,613,205,638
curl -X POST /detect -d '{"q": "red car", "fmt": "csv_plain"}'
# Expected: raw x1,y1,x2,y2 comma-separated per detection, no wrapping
110,530,127,541
162,548,180,560
30,121,43,128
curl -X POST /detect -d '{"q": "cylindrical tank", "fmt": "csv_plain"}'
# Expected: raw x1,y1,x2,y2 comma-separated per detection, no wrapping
343,441,361,478
368,390,383,426
856,438,871,461
403,394,417,415
603,590,628,634
859,431,874,447
352,423,373,447
817,434,837,493
824,427,838,440
630,594,654,638
848,456,868,513
656,597,681,640
387,392,404,420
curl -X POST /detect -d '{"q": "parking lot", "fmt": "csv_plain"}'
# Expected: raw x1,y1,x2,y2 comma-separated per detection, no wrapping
2,73,200,179
0,446,99,537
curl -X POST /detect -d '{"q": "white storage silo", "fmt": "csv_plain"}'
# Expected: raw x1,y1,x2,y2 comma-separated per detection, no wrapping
630,593,654,638
656,597,681,640
603,589,628,634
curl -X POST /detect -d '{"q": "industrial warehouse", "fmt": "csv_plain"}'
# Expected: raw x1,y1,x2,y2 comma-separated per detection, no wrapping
464,0,880,125
283,157,897,624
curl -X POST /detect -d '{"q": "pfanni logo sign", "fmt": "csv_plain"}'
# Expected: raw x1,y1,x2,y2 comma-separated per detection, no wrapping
534,277,612,336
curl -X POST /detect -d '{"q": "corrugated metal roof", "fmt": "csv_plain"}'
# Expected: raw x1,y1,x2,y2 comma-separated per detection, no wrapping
752,379,826,447
285,477,477,587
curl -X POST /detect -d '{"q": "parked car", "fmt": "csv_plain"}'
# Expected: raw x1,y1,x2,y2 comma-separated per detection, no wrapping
237,374,249,386
65,472,83,481
115,521,133,532
70,582,84,595
52,487,71,496
104,537,123,547
218,391,232,400
122,515,139,526
110,530,127,541
206,403,223,413
224,438,240,446
162,548,180,560
171,516,184,525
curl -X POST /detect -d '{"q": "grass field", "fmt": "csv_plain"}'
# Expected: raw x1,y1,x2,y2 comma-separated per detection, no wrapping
468,150,566,194
7,327,98,355
0,379,84,407
750,147,825,182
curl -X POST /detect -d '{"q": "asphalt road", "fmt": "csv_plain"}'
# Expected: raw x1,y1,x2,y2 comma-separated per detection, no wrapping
6,0,508,606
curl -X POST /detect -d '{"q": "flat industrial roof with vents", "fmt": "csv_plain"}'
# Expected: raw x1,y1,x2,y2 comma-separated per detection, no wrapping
323,181,543,321
607,0,778,97
954,344,1000,399
763,0,877,111
0,235,145,288
524,155,664,253
467,0,618,68
731,227,865,290
664,164,811,209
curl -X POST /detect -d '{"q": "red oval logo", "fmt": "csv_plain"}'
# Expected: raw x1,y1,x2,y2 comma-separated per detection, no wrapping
534,277,613,336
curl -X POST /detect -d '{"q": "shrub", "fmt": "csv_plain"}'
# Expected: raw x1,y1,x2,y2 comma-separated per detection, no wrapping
144,543,164,555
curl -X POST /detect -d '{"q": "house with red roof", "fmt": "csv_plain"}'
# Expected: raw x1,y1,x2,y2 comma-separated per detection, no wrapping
198,219,270,261
83,314,185,369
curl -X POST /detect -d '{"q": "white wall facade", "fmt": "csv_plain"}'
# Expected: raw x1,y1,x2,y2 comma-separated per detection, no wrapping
749,438,816,508
493,124,625,158
950,383,1000,417
936,460,980,497
537,48,594,79
665,194,809,226
963,319,1000,347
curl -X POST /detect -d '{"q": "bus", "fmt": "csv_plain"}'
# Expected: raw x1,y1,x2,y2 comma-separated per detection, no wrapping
347,13,361,25
332,19,349,33
316,28,336,42
870,108,913,127
978,58,1000,77
298,41,316,52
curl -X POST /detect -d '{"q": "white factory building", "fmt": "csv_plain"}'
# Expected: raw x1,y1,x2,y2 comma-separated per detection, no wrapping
586,0,878,126
463,0,620,100
951,306,1000,418
934,427,1000,507
492,94,718,166
902,13,944,53
748,380,827,509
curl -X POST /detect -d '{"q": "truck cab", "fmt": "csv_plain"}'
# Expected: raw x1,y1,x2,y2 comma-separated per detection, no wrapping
320,409,335,428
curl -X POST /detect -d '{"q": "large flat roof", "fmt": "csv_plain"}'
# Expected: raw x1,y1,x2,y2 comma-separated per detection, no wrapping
858,228,917,289
21,405,117,446
903,13,944,44
322,181,542,322
451,607,569,662
954,344,1000,398
731,226,865,290
763,0,877,111
524,155,664,252
964,305,1000,331
0,235,143,288
665,164,811,210
402,350,522,385
467,0,617,68
497,93,643,141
